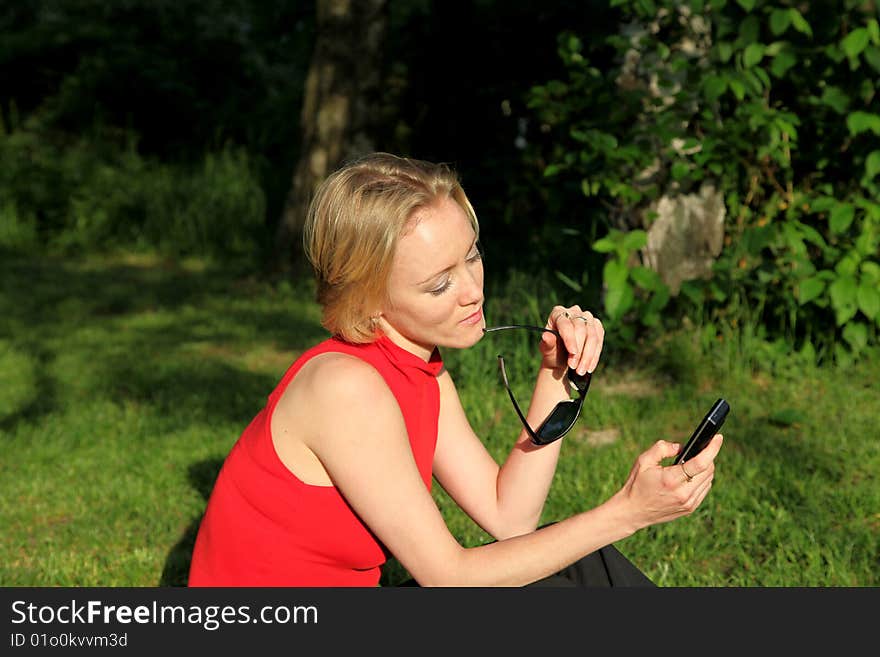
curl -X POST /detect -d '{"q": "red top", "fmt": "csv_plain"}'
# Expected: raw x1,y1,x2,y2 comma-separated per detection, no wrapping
188,335,443,587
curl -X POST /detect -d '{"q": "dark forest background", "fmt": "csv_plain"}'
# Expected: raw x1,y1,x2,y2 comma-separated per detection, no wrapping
2,0,878,360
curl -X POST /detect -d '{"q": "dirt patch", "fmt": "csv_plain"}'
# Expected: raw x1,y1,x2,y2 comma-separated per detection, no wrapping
572,427,621,447
601,374,659,398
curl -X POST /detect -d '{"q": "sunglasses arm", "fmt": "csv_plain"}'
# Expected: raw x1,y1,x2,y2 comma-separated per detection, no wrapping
497,355,560,446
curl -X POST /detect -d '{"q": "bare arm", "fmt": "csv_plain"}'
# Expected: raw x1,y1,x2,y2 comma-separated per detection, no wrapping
290,353,722,587
433,305,605,538
432,367,569,539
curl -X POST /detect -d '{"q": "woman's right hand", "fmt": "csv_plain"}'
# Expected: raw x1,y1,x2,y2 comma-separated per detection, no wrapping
613,434,724,532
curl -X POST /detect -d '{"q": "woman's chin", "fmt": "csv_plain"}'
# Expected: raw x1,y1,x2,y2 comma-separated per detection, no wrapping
444,325,485,350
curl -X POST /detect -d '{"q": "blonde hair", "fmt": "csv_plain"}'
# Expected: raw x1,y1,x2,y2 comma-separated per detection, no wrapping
303,152,479,343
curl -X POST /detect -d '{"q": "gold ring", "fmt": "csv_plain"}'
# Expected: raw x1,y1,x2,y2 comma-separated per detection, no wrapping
681,463,695,482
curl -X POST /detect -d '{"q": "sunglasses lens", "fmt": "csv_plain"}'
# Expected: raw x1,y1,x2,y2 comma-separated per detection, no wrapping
567,368,592,394
535,401,581,443
485,326,592,446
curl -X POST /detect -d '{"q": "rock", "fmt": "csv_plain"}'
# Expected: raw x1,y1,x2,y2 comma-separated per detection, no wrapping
641,183,726,295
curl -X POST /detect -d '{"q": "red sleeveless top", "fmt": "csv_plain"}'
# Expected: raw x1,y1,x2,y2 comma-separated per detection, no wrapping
188,335,443,587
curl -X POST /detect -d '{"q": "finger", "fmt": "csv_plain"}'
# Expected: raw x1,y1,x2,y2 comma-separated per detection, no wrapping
543,306,568,349
587,316,604,373
540,328,558,350
550,305,583,369
567,307,595,374
545,305,566,330
558,306,596,376
685,477,714,512
570,308,593,375
691,468,715,501
677,460,698,484
683,455,714,484
579,313,604,374
564,305,585,369
645,439,682,464
687,434,724,473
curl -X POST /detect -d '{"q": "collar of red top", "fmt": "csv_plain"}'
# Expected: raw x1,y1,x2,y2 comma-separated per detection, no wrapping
374,334,443,377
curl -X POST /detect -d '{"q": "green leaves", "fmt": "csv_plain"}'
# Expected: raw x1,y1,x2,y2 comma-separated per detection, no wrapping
770,50,796,78
829,275,859,326
829,204,855,234
797,276,825,306
820,86,850,114
869,18,880,46
743,43,765,68
857,284,880,321
593,229,668,326
788,8,812,38
602,259,635,321
728,78,746,101
702,74,728,101
842,321,869,352
593,228,647,259
865,151,880,181
530,0,880,356
841,28,870,59
847,112,880,136
818,253,880,327
769,9,790,36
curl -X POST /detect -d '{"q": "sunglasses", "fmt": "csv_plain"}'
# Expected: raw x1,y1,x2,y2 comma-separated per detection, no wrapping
482,324,592,445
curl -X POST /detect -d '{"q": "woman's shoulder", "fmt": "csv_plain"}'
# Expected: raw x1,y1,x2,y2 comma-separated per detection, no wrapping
275,348,408,460
281,348,395,411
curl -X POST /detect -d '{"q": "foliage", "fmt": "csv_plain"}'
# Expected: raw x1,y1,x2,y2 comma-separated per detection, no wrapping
592,227,670,335
3,0,879,361
528,0,880,362
0,0,314,227
1,0,616,275
0,121,266,261
0,0,313,159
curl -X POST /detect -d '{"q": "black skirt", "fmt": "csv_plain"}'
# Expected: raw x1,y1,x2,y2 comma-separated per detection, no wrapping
528,545,655,587
396,544,655,587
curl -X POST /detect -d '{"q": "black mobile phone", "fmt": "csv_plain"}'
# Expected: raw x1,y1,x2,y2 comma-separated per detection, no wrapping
672,398,729,465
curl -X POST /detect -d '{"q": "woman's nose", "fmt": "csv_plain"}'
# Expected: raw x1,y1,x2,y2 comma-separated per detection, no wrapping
460,266,483,305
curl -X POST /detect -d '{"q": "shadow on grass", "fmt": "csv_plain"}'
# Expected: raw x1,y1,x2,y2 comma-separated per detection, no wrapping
159,458,225,586
0,341,59,434
0,253,325,585
732,410,847,504
0,253,325,433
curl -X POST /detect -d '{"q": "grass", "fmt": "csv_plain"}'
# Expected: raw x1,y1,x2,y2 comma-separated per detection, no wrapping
1,251,877,586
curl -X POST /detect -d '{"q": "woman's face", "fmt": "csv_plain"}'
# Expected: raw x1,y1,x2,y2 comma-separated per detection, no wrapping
377,196,485,359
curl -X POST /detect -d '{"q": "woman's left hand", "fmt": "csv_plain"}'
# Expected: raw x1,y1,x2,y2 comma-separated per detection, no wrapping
539,305,604,376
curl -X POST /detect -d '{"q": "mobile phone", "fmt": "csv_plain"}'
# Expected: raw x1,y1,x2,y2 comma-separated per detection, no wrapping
672,398,729,465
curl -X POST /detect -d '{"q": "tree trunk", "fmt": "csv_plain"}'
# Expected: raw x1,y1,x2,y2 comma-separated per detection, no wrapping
271,0,388,272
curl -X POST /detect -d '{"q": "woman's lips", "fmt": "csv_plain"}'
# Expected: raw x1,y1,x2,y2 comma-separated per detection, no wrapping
460,307,483,325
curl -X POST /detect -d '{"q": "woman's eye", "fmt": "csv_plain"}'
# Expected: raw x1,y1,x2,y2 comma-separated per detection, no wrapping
427,248,480,296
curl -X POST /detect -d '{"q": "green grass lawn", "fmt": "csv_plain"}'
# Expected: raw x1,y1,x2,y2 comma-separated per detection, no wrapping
1,252,877,586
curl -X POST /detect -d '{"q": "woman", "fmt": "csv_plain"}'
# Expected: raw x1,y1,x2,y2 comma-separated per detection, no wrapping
188,152,723,587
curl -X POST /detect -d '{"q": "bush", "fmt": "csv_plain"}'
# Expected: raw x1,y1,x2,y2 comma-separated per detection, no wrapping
528,0,880,363
0,122,266,262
